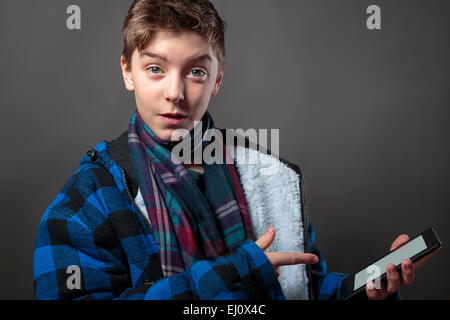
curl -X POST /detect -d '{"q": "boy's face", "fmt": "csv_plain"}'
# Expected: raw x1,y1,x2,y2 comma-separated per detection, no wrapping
120,29,224,141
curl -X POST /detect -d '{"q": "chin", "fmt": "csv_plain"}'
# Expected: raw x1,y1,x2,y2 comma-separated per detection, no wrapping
159,128,185,142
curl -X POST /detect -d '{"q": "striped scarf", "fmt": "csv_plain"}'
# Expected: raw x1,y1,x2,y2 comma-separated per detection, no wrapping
128,110,254,277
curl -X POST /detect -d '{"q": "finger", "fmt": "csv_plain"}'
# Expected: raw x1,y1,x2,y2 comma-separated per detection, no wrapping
386,264,401,294
255,226,275,251
267,252,318,267
401,259,415,285
366,281,382,300
390,234,409,251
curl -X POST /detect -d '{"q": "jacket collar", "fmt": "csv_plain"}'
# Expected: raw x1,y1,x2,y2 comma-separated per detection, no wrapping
107,130,139,198
105,128,303,199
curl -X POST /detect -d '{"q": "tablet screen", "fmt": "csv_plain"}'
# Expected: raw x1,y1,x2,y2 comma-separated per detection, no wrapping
353,235,427,291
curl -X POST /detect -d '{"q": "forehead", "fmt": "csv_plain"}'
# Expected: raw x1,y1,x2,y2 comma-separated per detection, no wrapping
134,29,218,64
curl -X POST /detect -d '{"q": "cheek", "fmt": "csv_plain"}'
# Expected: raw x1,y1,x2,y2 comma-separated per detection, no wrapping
185,82,214,109
134,78,161,106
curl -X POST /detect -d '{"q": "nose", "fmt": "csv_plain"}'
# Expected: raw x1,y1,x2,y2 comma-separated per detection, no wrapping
164,72,185,104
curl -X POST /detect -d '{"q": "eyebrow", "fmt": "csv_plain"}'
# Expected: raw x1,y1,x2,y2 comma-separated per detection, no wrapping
140,51,212,63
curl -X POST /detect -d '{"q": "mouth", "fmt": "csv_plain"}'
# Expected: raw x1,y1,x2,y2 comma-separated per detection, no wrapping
158,113,188,125
159,113,187,119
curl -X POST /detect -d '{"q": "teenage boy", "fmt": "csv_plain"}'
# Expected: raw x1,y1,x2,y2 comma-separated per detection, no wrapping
34,0,431,300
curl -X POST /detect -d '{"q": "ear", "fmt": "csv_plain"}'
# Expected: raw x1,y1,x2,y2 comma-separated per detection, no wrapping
120,55,135,91
211,66,225,97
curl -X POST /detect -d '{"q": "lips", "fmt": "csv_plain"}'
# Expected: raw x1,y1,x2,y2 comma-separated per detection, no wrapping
158,113,187,125
160,113,187,119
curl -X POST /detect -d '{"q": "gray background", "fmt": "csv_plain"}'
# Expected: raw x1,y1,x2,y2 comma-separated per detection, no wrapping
0,0,448,299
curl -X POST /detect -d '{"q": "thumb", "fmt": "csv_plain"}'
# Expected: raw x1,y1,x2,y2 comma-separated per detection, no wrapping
255,226,275,251
390,234,409,251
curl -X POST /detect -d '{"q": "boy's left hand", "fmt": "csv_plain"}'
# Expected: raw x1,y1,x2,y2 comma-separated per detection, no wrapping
365,234,440,300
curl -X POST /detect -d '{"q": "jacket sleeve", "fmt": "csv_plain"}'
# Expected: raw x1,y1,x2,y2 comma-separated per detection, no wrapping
34,217,283,300
33,168,285,300
308,221,401,300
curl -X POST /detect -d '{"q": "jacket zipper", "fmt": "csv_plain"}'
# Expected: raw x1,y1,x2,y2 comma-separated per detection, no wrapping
299,169,314,300
121,168,156,241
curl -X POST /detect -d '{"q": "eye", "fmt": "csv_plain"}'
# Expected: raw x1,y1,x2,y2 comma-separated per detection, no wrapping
148,66,162,74
190,69,206,78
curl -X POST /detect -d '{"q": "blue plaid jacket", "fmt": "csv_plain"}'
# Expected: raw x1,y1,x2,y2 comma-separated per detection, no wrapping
33,130,384,300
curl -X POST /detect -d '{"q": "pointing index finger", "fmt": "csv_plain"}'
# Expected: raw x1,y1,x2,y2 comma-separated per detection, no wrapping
267,252,319,268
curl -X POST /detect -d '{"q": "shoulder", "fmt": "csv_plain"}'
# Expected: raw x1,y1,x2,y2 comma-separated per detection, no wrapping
41,136,126,226
43,167,115,225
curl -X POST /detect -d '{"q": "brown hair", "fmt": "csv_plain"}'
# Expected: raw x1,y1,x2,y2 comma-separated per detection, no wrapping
122,0,226,71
